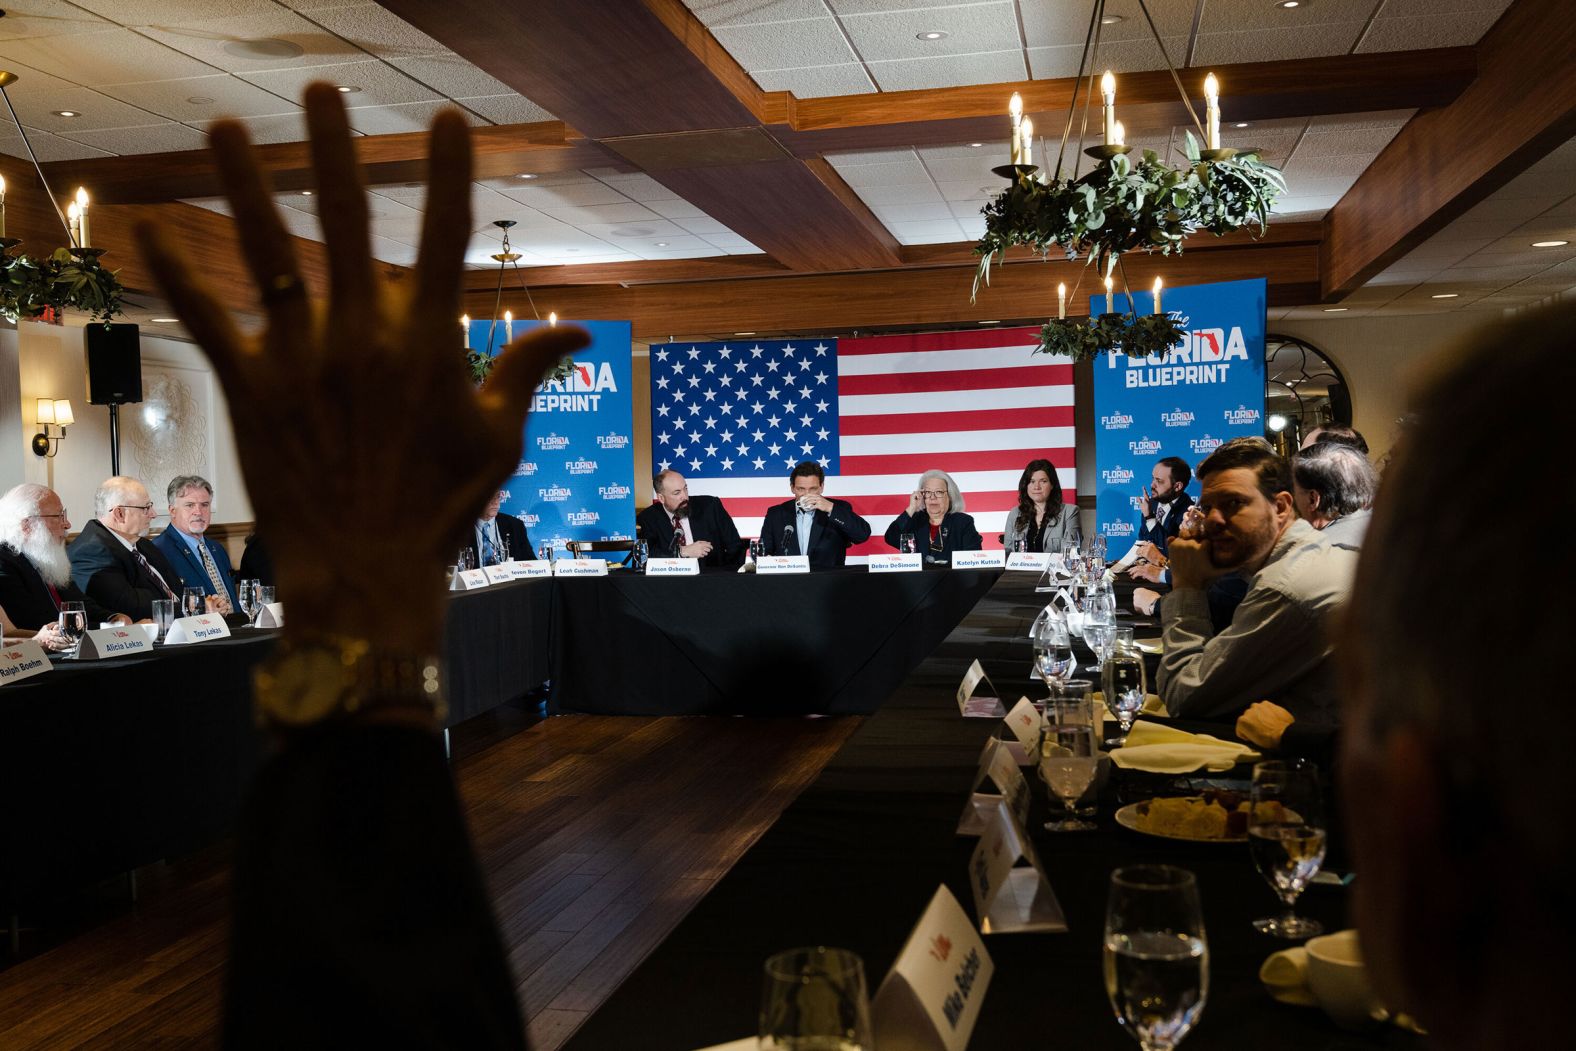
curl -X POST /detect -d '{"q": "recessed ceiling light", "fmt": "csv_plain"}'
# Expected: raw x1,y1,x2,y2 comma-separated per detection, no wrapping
654,241,669,247
186,96,214,105
53,110,79,118
916,31,948,40
1431,293,1458,299
1234,121,1251,128
1532,240,1570,248
336,85,360,94
978,320,1001,325
300,190,313,196
734,331,756,336
968,142,984,148
152,317,179,324
517,173,537,179
1323,307,1348,312
1275,0,1302,8
1101,14,1124,24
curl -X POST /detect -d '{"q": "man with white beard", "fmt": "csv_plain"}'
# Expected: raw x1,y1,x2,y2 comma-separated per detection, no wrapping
0,483,129,645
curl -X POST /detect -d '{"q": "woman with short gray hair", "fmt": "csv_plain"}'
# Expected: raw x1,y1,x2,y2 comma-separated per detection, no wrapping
883,469,982,564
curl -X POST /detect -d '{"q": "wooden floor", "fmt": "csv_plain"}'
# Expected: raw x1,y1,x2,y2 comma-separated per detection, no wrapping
0,709,859,1050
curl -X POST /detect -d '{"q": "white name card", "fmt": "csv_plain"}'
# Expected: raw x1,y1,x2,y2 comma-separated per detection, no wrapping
871,885,994,1051
756,554,810,575
951,550,1006,570
457,568,491,590
1002,696,1041,760
957,737,1031,836
163,613,231,646
256,602,284,628
508,560,552,579
645,557,700,576
968,800,1068,935
482,564,515,585
554,558,608,577
0,640,51,684
1006,551,1051,572
868,553,923,573
956,659,1005,719
77,626,153,660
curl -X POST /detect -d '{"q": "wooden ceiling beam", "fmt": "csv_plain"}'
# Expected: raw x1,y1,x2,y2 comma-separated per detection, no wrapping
1322,0,1576,298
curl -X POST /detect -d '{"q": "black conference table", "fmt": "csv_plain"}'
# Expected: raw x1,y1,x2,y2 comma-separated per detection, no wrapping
566,573,1412,1051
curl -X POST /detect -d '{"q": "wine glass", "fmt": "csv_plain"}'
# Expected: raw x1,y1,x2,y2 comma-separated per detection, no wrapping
181,586,206,619
237,579,259,625
1040,689,1098,831
57,600,86,658
456,547,474,571
1033,610,1075,697
758,946,873,1050
1104,865,1209,1051
1249,759,1327,939
1084,603,1116,670
1102,627,1148,747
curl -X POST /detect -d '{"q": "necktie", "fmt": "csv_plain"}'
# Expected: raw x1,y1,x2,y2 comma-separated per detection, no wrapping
480,526,497,566
134,547,176,599
45,581,61,611
198,540,228,598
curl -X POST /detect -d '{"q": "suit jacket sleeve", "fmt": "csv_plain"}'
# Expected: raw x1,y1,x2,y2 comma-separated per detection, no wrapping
883,511,920,549
71,529,159,622
825,500,870,545
951,513,983,551
637,504,675,556
759,504,786,557
706,498,744,567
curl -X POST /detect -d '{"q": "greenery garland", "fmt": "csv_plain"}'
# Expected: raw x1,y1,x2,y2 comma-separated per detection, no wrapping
0,248,126,324
467,349,577,386
1036,311,1185,364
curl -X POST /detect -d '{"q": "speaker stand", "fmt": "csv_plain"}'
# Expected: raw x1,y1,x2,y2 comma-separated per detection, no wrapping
107,403,122,476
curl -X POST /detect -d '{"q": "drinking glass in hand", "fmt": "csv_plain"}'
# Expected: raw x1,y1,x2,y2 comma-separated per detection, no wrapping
151,598,177,642
1104,865,1209,1051
758,946,873,1051
1103,627,1147,747
1249,759,1327,939
1040,697,1098,831
181,586,206,619
237,579,260,625
57,600,86,658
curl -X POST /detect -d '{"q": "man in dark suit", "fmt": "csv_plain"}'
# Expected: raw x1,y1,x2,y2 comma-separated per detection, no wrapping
759,460,871,570
1130,455,1195,584
0,482,126,636
465,489,532,567
69,476,184,621
152,474,239,613
635,469,743,568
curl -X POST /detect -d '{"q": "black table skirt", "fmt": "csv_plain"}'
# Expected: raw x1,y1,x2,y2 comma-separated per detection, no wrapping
565,574,1414,1051
444,577,554,723
550,568,1000,715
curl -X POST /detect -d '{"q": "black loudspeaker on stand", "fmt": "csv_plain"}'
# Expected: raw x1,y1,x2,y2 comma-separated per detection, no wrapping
84,323,142,476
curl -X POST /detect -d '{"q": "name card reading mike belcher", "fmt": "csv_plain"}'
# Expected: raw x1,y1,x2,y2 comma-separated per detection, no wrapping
957,659,1006,718
1006,551,1051,572
756,554,810,575
951,550,1006,571
163,613,232,646
0,640,51,684
76,626,154,660
871,884,993,1051
957,737,1030,837
868,553,923,573
645,557,700,576
969,798,1068,935
554,557,608,577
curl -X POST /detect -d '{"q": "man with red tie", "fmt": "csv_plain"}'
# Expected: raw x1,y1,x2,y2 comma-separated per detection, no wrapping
0,483,129,637
69,476,185,621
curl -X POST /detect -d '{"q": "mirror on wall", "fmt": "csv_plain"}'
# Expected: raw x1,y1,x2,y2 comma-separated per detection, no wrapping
1264,334,1351,455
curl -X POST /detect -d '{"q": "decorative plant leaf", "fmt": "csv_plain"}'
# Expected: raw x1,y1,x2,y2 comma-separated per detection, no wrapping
0,246,125,323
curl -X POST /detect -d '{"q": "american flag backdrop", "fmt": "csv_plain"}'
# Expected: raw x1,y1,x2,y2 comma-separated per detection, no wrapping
648,327,1076,558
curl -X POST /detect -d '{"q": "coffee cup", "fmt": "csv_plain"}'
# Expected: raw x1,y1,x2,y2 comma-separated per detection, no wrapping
1305,929,1388,1030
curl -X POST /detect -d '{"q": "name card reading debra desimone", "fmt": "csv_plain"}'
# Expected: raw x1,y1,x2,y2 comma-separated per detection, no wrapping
646,557,700,576
76,626,153,660
868,553,923,573
163,614,232,646
0,640,52,684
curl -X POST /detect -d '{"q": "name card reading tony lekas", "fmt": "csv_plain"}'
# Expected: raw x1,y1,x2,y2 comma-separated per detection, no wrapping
163,614,232,646
554,558,608,577
76,626,153,660
951,550,1006,571
871,885,994,1051
868,553,923,573
0,640,51,684
968,799,1068,935
646,557,700,576
1006,551,1051,572
755,554,810,575
956,659,1006,719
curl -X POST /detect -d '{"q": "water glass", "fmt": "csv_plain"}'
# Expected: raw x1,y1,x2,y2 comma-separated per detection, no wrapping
237,578,259,624
632,538,649,570
456,547,474,571
1040,691,1098,832
1249,759,1327,939
181,586,206,619
538,542,556,564
1104,865,1209,1051
256,586,276,622
1033,610,1075,695
57,600,86,658
748,538,763,563
758,946,873,1051
899,532,916,555
151,598,177,642
1102,628,1147,746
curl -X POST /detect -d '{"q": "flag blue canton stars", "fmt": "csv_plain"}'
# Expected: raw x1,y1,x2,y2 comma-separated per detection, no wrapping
650,340,840,477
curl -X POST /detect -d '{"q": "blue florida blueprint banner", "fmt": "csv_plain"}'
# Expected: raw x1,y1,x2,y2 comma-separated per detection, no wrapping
1091,278,1266,548
467,318,635,560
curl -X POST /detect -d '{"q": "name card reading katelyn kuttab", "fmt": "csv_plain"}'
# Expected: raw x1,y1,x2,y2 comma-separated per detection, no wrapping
870,885,994,1051
645,557,700,576
868,553,923,573
163,613,231,646
554,558,608,577
76,626,153,660
755,554,810,575
0,640,51,684
951,550,1006,570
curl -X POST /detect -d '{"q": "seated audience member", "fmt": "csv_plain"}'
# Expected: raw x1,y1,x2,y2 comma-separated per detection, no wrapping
153,474,238,613
1299,423,1369,455
467,489,532,567
636,469,744,567
1129,457,1194,584
68,476,184,621
136,84,587,1048
760,460,871,570
1003,458,1080,553
239,533,274,586
884,469,982,563
0,483,126,646
1339,305,1574,1046
1156,437,1359,723
1291,441,1377,539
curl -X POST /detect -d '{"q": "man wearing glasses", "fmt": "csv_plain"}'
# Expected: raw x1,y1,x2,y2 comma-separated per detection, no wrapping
0,483,128,640
68,476,184,620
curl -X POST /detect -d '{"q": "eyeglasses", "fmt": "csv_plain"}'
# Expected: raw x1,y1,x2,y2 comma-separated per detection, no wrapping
29,512,67,520
919,490,947,498
117,503,155,514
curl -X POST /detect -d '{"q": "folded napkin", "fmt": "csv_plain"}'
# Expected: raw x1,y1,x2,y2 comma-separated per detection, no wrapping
1135,638,1163,655
1259,948,1427,1034
1109,720,1260,773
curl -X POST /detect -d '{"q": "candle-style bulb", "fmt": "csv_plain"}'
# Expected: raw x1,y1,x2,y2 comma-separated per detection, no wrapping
1203,73,1221,150
1101,71,1116,104
1113,120,1126,147
1153,277,1164,315
549,311,558,327
1057,281,1066,320
1009,92,1023,121
1101,70,1117,145
1204,74,1219,102
0,173,7,199
1019,117,1034,165
1104,275,1114,315
75,186,88,209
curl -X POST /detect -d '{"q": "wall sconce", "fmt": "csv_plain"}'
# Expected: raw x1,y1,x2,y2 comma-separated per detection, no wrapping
32,398,73,457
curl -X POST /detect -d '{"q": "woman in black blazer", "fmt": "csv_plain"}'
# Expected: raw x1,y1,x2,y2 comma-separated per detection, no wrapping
883,469,982,564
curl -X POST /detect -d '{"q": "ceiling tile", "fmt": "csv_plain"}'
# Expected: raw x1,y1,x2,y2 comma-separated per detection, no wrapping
345,100,486,136
0,126,116,161
1199,0,1379,34
239,60,443,108
885,218,966,245
1192,24,1367,65
368,233,419,266
835,158,934,185
499,180,631,208
871,202,957,222
100,74,300,123
1292,126,1402,160
825,146,916,166
672,215,735,236
190,111,315,144
647,198,709,220
713,18,857,70
303,3,448,59
538,202,663,225
455,93,554,125
1021,0,1195,48
1459,195,1551,224
0,27,221,85
852,181,945,205
276,0,378,10
839,2,1020,64
1494,169,1576,201
935,179,1001,201
1027,36,1188,78
753,63,877,97
868,50,1027,91
949,198,989,219
1280,154,1372,181
2,84,169,133
685,0,830,26
74,0,286,21
918,143,997,162
591,172,683,203
578,219,691,241
1356,10,1504,53
387,53,518,102
58,121,211,154
0,1,111,41
920,155,1000,184
136,9,368,73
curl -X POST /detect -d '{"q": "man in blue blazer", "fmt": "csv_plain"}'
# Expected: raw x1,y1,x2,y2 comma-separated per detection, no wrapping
152,474,239,613
759,460,871,570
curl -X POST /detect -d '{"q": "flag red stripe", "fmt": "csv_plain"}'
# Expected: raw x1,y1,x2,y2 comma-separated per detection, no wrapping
841,365,1070,396
840,449,1074,476
839,405,1074,435
839,327,1046,355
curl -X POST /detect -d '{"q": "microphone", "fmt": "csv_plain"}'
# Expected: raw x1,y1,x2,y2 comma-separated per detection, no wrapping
671,524,683,557
783,524,795,556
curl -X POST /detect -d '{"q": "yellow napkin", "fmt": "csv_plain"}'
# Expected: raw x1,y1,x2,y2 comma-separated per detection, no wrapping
1095,692,1169,722
1260,947,1317,1006
1109,720,1260,773
1136,638,1163,655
